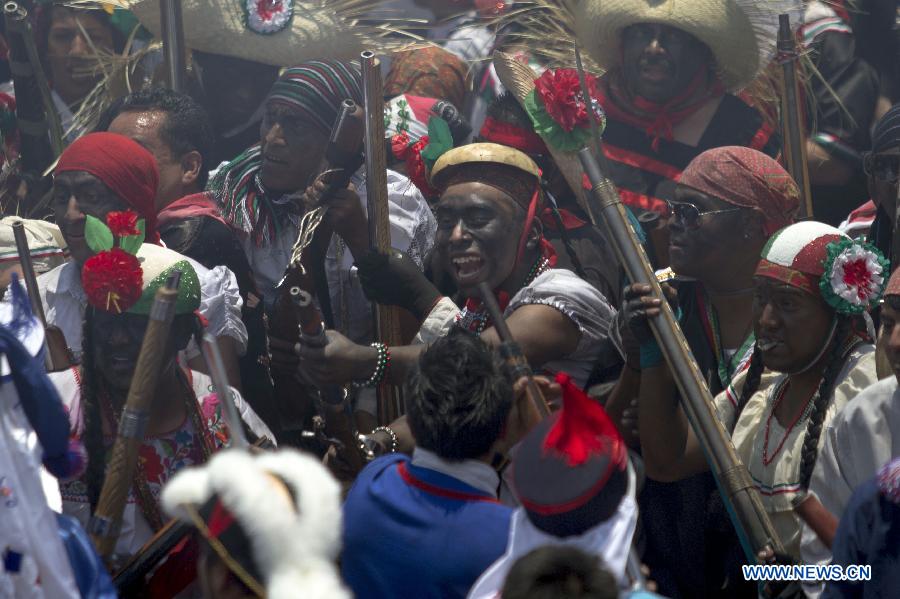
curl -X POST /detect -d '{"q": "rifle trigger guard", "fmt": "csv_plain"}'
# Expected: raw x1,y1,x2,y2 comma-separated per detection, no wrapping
119,408,149,439
88,515,121,538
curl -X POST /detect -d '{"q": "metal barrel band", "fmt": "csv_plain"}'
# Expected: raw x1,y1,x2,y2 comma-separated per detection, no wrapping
149,298,175,322
118,408,149,439
590,179,622,210
88,515,121,539
720,464,756,494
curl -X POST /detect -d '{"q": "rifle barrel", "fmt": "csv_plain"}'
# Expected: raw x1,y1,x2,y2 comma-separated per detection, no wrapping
160,0,186,92
778,13,814,218
578,148,784,563
201,333,248,449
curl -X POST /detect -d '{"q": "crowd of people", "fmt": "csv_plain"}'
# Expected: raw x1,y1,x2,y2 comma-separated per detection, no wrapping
0,0,898,598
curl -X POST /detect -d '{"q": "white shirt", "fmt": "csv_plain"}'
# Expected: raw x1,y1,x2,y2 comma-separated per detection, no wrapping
5,255,248,362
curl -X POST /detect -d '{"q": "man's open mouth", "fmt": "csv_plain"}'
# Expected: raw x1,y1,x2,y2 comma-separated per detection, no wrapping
451,254,485,284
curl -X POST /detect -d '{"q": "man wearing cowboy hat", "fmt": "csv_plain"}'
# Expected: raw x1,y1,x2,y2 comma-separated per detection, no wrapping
572,0,790,217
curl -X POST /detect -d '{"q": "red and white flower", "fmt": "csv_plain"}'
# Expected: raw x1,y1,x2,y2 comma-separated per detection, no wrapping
245,0,293,35
827,244,885,309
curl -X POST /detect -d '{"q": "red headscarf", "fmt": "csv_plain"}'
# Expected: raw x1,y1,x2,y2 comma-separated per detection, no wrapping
678,146,800,236
55,132,160,244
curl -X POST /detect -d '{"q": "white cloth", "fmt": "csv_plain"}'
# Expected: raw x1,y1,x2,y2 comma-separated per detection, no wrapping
411,447,499,498
713,346,878,559
52,367,273,556
416,269,617,389
0,306,79,599
1,255,248,362
800,375,900,598
467,463,639,599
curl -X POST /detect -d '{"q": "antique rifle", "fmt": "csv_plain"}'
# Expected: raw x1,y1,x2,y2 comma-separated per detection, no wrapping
270,99,365,444
12,220,70,371
89,272,182,560
159,0,186,92
777,13,814,219
476,281,550,418
3,1,64,212
361,50,405,424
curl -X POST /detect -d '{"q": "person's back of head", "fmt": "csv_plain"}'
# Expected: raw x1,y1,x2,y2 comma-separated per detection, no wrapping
406,328,513,461
501,546,618,599
97,87,215,189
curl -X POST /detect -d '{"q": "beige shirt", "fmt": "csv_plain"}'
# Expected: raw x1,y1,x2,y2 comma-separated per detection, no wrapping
713,346,877,558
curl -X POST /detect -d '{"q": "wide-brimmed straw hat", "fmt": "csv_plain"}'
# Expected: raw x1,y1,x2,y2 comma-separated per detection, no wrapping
571,0,802,91
129,0,398,67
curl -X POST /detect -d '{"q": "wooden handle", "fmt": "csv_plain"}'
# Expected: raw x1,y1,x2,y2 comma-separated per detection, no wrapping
90,277,181,558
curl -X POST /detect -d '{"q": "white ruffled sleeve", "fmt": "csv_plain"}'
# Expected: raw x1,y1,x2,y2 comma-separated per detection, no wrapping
193,262,248,356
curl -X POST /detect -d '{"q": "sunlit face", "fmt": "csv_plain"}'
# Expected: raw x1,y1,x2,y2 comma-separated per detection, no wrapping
51,171,128,265
46,8,114,104
620,22,710,103
434,182,525,295
752,278,835,373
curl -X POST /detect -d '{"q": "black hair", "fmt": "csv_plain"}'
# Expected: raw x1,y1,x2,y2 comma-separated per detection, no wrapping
500,546,619,599
734,316,856,490
80,307,201,511
96,87,215,188
406,328,513,460
486,92,532,132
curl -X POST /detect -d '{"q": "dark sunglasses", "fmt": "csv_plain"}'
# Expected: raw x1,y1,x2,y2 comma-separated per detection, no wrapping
863,152,900,183
666,200,741,229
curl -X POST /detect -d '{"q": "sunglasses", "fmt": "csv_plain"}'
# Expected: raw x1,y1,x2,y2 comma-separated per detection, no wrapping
863,152,900,183
666,200,741,229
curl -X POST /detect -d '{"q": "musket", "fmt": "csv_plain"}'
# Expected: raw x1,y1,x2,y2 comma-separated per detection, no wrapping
361,50,405,425
3,1,64,208
579,149,785,564
201,333,248,449
159,0,186,92
89,271,182,560
777,13,814,219
269,99,365,443
476,281,550,418
12,220,70,371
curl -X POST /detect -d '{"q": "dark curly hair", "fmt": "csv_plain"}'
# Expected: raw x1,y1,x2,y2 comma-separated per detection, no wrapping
501,546,618,599
96,87,215,189
406,328,513,460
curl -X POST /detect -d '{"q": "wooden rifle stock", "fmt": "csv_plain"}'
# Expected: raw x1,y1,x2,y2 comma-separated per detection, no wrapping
89,272,182,560
287,273,365,474
11,220,70,371
777,13,814,219
476,282,550,417
361,50,405,425
578,149,785,563
792,492,838,550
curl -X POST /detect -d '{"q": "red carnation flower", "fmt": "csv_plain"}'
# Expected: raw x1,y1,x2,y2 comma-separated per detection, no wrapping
106,210,141,237
81,248,143,314
534,68,599,132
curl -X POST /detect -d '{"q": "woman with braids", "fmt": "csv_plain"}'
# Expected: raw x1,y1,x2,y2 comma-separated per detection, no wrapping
49,240,271,564
634,221,887,563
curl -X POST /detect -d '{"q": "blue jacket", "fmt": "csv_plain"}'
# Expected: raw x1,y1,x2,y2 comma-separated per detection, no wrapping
342,454,512,599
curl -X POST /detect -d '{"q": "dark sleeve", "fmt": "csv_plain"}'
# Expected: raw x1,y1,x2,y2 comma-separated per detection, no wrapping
821,479,879,599
809,31,881,159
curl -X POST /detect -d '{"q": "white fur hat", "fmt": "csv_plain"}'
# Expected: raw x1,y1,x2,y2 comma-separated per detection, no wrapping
161,448,349,599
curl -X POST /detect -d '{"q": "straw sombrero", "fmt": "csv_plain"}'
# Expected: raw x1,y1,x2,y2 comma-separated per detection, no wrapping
129,0,402,67
492,51,593,217
571,0,802,91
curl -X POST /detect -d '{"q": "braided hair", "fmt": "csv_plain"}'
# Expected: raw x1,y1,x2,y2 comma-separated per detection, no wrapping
797,317,855,490
80,307,106,512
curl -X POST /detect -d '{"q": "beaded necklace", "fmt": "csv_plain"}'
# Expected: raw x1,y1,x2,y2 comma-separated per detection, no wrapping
456,257,550,335
761,378,817,466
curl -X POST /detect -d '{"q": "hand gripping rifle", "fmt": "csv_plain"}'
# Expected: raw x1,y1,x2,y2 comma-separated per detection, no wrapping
269,99,365,443
89,271,182,561
476,281,550,418
12,220,70,371
777,13,814,219
361,50,406,425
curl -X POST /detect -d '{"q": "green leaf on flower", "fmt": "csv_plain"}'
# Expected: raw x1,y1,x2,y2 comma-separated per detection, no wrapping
84,214,114,253
118,219,145,255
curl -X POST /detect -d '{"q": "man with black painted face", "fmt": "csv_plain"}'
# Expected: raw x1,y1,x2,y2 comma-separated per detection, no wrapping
296,143,617,393
572,0,787,218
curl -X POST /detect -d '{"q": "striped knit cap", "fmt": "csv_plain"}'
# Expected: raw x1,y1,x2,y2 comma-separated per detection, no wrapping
266,60,363,134
757,221,888,314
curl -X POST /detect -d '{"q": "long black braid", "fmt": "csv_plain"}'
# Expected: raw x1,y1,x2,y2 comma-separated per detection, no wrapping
544,191,589,280
80,307,106,512
735,345,766,419
797,317,855,490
